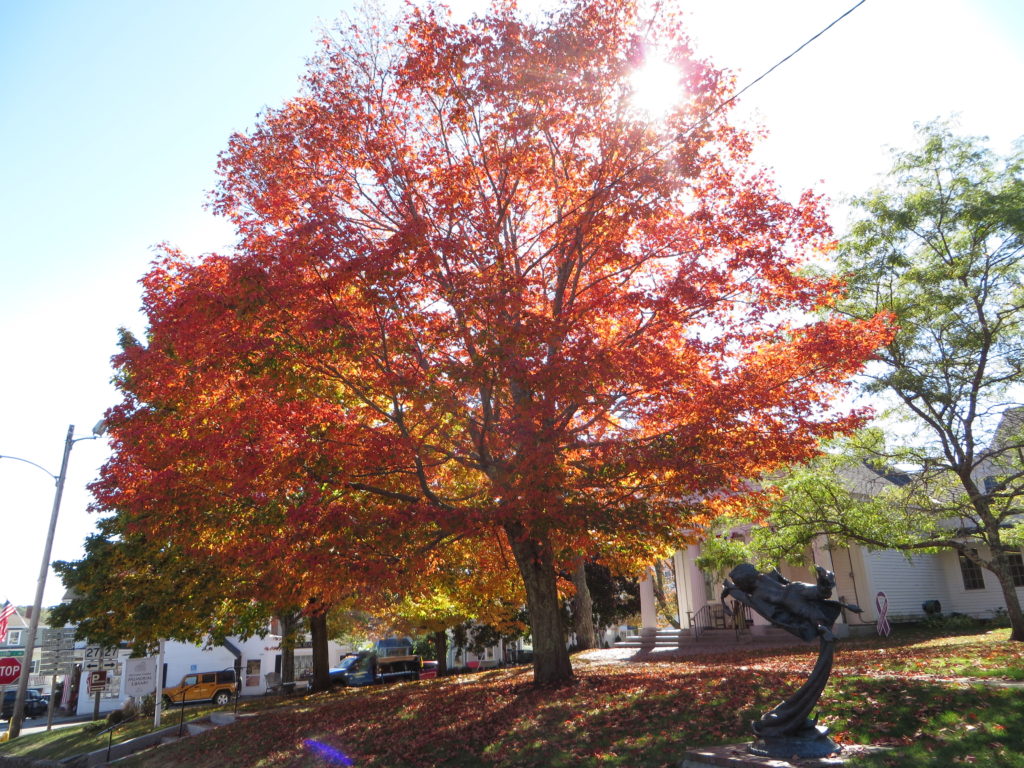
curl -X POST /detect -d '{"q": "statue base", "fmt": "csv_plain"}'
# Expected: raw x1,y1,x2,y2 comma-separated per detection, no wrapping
683,738,890,767
749,725,840,759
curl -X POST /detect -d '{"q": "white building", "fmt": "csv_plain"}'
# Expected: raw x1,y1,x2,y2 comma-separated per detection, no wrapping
635,459,1024,639
73,633,349,717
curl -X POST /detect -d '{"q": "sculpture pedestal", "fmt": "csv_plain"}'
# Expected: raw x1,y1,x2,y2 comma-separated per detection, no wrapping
681,741,888,767
749,725,840,759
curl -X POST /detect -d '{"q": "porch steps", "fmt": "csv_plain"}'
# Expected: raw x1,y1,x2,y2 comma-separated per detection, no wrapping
612,626,795,650
613,629,692,648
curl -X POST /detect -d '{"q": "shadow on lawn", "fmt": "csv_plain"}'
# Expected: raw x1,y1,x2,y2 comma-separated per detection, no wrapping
826,677,1024,767
117,666,786,768
115,653,1024,768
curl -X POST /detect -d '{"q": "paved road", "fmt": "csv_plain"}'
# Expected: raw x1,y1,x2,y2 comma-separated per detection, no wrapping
0,713,92,736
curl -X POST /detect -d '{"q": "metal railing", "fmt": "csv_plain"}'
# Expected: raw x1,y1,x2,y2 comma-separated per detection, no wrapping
98,713,139,763
729,601,753,641
688,601,753,642
688,604,714,641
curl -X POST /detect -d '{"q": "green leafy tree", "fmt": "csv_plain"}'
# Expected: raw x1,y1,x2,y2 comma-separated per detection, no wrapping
583,561,640,632
760,122,1024,640
51,513,274,648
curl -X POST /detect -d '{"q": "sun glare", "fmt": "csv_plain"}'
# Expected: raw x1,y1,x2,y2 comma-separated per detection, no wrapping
630,53,682,118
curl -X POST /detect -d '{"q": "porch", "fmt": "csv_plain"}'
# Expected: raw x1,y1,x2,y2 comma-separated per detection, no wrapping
632,535,865,646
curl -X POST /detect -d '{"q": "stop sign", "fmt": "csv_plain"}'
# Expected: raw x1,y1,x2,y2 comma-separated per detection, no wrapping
0,657,22,685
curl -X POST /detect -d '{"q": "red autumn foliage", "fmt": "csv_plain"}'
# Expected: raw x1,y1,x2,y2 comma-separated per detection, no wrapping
95,0,891,685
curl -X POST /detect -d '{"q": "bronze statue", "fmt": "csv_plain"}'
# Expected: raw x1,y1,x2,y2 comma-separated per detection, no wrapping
721,563,862,759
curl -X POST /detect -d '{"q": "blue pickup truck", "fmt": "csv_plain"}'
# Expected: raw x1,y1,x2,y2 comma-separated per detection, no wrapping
2,689,48,720
328,652,423,686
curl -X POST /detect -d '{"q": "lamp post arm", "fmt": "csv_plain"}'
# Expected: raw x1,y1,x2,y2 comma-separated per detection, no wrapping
0,455,58,483
8,425,75,740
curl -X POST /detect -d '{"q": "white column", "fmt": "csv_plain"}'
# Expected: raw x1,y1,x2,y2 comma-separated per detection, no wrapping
639,568,658,634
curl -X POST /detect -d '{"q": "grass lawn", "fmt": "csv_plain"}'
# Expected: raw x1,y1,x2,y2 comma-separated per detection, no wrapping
3,627,1021,767
0,701,237,762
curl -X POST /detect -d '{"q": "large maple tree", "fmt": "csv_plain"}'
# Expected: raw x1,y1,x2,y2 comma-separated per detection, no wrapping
99,0,889,685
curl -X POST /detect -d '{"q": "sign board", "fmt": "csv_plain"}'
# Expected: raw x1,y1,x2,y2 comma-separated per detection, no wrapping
41,627,77,651
39,650,70,677
87,670,108,694
83,645,118,670
39,629,79,675
0,656,23,685
38,655,59,677
0,650,25,658
124,657,157,697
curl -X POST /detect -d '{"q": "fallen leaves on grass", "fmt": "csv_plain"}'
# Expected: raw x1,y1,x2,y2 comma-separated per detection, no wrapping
118,628,1024,768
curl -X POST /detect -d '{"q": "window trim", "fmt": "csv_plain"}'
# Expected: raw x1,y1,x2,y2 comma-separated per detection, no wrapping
1007,551,1024,588
958,551,986,591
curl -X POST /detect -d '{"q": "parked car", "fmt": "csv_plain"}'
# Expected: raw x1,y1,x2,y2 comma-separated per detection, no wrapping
1,690,48,720
162,669,238,707
328,652,423,686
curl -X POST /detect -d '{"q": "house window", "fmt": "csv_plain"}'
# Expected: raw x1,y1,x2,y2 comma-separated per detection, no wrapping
959,552,985,590
5,630,21,646
245,659,261,688
1008,552,1024,588
702,571,717,602
294,655,313,680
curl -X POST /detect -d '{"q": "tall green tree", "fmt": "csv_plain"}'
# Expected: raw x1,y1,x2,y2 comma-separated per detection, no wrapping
763,122,1024,640
50,513,274,648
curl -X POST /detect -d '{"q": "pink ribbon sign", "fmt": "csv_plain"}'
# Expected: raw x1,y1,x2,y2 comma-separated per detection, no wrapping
876,591,891,637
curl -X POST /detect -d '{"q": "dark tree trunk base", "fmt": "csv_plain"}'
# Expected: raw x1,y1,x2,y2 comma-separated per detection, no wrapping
309,612,331,692
505,522,574,686
432,630,448,676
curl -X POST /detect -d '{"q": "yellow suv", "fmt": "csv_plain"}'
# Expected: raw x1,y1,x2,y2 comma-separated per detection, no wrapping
162,670,238,707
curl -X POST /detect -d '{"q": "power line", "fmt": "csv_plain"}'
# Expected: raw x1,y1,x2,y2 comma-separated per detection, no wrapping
682,0,868,137
732,0,867,107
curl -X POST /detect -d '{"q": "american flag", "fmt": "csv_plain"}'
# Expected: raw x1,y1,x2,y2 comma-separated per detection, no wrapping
0,601,16,643
60,669,74,711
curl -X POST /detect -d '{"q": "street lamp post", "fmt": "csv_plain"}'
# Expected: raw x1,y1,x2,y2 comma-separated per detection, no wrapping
1,422,104,739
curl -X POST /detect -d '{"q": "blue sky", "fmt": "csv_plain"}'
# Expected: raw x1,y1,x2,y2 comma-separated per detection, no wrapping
1,0,1022,607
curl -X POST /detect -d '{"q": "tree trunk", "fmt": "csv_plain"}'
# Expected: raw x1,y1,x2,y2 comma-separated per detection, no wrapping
279,611,301,686
988,551,1024,641
652,560,680,629
432,630,448,676
572,557,597,651
281,643,295,687
309,612,331,691
504,521,574,686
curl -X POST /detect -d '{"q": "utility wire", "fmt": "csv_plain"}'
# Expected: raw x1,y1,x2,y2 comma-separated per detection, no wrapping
681,0,868,137
730,0,867,109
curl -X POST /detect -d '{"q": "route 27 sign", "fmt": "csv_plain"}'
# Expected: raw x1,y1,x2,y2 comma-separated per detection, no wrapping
83,645,118,670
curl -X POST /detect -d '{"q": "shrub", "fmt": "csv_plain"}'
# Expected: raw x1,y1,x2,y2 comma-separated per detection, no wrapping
139,693,156,717
105,708,125,727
